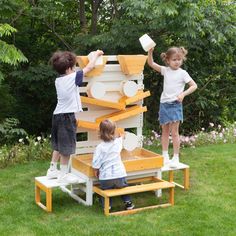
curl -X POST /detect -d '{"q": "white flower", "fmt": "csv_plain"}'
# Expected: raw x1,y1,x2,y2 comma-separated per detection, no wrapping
37,136,41,141
201,128,205,131
19,138,23,143
209,122,214,127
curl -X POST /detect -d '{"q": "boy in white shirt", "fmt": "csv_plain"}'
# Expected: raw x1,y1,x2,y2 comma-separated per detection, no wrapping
47,50,103,182
92,119,134,210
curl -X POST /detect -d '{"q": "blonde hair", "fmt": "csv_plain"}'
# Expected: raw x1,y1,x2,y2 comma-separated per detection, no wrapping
160,47,188,65
99,119,116,142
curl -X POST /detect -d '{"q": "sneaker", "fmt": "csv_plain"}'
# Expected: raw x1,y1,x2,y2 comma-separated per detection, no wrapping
163,154,170,166
124,201,135,210
46,168,60,179
169,156,179,168
57,173,79,184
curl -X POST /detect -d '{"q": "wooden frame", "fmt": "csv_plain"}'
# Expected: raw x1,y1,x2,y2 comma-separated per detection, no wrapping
161,163,190,190
93,177,174,216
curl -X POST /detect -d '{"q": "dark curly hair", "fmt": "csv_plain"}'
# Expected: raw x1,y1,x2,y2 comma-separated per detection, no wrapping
49,51,76,74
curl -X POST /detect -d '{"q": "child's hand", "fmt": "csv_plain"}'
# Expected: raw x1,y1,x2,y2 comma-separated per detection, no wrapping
95,50,104,57
177,93,185,103
148,48,154,53
94,169,99,178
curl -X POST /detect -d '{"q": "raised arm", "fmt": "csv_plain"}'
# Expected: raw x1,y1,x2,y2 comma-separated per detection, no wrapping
177,80,198,102
83,50,104,75
148,48,162,73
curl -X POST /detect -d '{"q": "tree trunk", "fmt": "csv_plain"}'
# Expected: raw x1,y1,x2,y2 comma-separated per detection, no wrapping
91,0,103,34
78,0,87,33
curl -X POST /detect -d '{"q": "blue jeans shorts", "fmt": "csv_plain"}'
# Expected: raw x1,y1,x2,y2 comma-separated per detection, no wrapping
99,177,131,206
51,113,77,156
159,101,183,125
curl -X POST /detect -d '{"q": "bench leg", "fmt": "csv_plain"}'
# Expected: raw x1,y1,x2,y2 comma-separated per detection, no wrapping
184,168,190,190
169,168,190,190
35,180,52,212
104,196,110,216
169,187,174,205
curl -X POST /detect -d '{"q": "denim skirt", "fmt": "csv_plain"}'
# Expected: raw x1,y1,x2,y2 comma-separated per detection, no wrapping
159,101,183,125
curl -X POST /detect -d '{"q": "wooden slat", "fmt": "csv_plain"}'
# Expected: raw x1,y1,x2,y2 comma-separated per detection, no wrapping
119,90,151,105
96,105,147,123
93,181,174,197
108,203,172,216
81,96,126,110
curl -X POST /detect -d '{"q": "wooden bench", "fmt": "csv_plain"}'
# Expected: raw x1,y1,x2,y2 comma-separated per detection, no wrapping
93,177,175,216
161,163,190,190
35,175,85,212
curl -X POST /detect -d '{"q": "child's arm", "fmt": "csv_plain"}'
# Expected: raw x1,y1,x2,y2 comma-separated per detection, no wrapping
93,168,99,178
177,80,198,102
148,48,162,73
83,50,104,75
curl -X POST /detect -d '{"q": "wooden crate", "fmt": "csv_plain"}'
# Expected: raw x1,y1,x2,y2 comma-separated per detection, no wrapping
117,55,147,75
72,148,163,177
76,56,107,77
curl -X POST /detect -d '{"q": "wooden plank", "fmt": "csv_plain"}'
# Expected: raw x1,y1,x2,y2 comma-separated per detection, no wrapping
93,181,175,197
108,203,172,216
119,90,151,105
95,105,147,123
81,96,126,110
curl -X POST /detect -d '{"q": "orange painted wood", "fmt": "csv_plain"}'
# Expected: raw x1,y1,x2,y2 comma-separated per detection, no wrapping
72,148,163,178
95,105,147,123
119,90,151,105
76,56,107,77
81,96,126,110
117,55,147,75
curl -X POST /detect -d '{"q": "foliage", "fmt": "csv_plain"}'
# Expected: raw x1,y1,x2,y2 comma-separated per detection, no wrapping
8,65,57,134
0,0,235,134
143,122,236,149
0,135,51,168
0,118,27,146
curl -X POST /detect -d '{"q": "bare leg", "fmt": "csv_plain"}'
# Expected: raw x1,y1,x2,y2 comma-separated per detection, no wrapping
51,150,60,162
60,154,70,165
170,121,180,155
161,123,170,151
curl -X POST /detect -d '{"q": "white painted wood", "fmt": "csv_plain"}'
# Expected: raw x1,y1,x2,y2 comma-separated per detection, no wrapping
120,80,138,97
35,175,86,188
139,34,156,52
87,51,103,66
123,132,139,151
161,162,189,171
87,82,106,99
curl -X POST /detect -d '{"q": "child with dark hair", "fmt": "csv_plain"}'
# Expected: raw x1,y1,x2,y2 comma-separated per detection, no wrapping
92,119,134,210
148,47,197,167
47,50,103,182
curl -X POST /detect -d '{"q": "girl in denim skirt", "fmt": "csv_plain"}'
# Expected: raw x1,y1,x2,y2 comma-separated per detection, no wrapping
148,47,197,167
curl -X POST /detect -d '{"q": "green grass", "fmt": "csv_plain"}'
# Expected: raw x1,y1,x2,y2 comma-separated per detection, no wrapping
0,143,235,236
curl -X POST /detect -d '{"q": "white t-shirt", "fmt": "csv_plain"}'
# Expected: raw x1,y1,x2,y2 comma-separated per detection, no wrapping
53,71,83,114
160,66,192,103
92,137,127,180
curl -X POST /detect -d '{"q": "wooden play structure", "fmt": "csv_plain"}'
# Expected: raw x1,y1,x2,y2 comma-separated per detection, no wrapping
35,54,190,215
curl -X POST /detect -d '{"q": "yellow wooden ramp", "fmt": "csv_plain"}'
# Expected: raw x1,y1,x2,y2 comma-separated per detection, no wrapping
119,90,151,105
81,96,126,110
96,105,147,123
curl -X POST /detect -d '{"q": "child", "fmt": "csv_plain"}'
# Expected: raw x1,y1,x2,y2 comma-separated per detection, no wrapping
92,119,134,210
46,49,104,182
148,47,197,167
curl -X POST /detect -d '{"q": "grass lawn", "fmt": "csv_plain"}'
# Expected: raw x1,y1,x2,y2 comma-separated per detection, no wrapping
0,143,235,236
